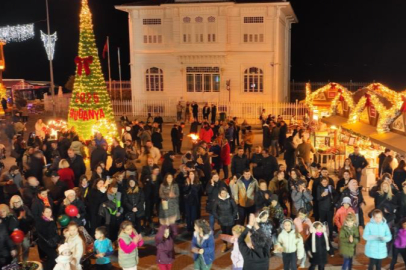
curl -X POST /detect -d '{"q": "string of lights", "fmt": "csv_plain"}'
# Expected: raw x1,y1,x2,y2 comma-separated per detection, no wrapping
0,24,34,43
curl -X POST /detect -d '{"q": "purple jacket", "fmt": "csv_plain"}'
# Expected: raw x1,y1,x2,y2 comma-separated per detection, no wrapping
394,229,406,249
155,224,178,264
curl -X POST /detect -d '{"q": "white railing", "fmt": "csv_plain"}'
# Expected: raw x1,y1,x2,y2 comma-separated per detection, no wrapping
112,99,308,123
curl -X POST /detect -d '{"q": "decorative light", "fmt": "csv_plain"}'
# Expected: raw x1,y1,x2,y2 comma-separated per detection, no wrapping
0,24,34,43
188,133,200,143
91,119,118,145
40,31,57,61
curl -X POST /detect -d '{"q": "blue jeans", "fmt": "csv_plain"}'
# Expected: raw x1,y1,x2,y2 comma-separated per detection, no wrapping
209,214,215,230
271,140,279,156
185,203,198,232
342,257,353,270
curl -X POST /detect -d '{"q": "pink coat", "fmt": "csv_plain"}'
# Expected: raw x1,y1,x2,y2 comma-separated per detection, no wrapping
334,206,355,230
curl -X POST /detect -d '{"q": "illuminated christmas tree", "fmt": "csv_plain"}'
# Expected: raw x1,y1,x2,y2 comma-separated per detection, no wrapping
68,0,117,141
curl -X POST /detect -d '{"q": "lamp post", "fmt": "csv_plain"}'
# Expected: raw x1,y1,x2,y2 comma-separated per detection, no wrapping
45,0,56,117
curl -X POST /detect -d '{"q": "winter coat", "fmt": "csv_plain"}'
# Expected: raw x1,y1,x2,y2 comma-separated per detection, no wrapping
238,227,271,270
363,217,391,259
191,231,215,265
0,215,18,234
212,194,237,226
394,169,406,190
36,216,60,249
251,153,264,179
254,190,272,211
305,232,329,265
31,195,55,219
297,142,315,164
262,125,271,149
334,206,355,230
183,183,201,206
206,180,228,214
59,199,87,226
118,231,143,268
11,206,34,234
277,229,305,259
53,255,76,270
339,187,365,227
199,128,214,143
161,155,176,177
268,177,289,202
369,189,397,223
90,146,107,171
220,144,231,166
155,225,178,264
123,188,145,218
231,154,249,176
317,185,336,211
66,234,84,270
291,189,313,215
230,176,258,208
68,155,86,184
394,228,406,249
259,155,279,181
159,183,180,220
58,168,75,189
70,141,84,157
339,225,359,258
151,132,163,150
395,191,406,221
21,184,39,209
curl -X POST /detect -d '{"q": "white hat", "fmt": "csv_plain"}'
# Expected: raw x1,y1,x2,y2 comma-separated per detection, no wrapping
64,189,76,198
58,243,71,254
342,197,352,206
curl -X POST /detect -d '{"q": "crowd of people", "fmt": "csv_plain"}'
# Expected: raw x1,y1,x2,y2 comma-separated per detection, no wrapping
0,108,406,270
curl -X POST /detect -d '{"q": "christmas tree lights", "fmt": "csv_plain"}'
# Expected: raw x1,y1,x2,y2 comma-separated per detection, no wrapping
68,0,117,140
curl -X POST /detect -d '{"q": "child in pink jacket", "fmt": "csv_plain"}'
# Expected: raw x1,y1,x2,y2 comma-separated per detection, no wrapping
334,197,355,231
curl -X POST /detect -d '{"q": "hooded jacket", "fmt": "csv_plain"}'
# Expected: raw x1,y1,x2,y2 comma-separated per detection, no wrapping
276,219,304,259
155,225,178,264
334,206,355,230
363,217,392,259
339,223,360,258
212,193,237,226
191,231,215,265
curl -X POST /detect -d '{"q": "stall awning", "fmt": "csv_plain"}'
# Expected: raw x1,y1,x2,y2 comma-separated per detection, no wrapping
322,116,406,155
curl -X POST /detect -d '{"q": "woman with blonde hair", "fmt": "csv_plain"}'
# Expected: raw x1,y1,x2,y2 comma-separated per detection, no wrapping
369,180,397,224
9,195,34,262
58,159,75,189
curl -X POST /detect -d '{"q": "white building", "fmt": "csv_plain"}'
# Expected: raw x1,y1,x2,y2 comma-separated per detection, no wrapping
116,0,297,106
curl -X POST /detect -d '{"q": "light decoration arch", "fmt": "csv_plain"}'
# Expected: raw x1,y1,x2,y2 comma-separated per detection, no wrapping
305,82,354,112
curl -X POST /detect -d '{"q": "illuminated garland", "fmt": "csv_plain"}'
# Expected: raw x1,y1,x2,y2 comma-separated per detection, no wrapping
91,119,117,145
330,88,354,113
0,24,34,43
40,31,57,61
67,0,117,140
305,82,354,113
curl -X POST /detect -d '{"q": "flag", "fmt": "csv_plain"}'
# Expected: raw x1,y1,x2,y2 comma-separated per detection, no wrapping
102,38,108,59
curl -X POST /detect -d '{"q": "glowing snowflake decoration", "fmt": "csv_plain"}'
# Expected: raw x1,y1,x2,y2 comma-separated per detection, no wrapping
40,31,57,60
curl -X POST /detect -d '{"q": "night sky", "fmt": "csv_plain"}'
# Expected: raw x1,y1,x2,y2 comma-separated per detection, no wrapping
2,0,406,90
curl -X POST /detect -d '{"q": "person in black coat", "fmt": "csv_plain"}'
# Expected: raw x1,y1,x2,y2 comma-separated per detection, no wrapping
191,102,199,121
349,146,369,182
59,189,87,226
394,160,406,190
206,172,228,229
87,179,108,235
262,123,271,150
161,152,176,177
0,222,16,268
58,135,71,159
317,177,336,240
49,172,69,214
238,214,272,270
259,149,278,184
284,136,296,172
111,139,126,165
378,148,391,176
31,187,55,220
171,124,180,154
27,151,45,185
151,129,163,150
369,180,397,224
254,180,273,211
211,104,217,124
278,121,287,153
108,158,126,176
142,166,162,234
67,149,86,186
231,147,249,176
338,179,365,227
90,144,108,171
21,177,40,209
122,177,145,233
213,187,237,252
305,221,330,270
35,207,59,270
183,171,202,232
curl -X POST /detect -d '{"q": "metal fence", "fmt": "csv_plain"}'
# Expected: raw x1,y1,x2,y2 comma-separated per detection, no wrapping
112,99,308,123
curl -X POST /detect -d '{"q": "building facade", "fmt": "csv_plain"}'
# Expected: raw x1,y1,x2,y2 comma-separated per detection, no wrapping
116,0,297,104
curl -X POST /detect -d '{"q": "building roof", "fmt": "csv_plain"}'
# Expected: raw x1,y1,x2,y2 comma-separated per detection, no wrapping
119,0,288,7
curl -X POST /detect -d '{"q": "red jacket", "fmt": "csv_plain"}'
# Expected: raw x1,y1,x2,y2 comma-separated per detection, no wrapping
221,143,231,166
58,168,75,189
334,206,355,230
199,128,214,143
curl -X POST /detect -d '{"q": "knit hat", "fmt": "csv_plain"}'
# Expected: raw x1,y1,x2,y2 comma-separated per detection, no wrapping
270,194,278,202
310,221,330,253
58,243,71,255
64,189,76,198
341,197,352,206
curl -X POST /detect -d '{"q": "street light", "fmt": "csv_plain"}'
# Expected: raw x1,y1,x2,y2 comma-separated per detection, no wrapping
45,0,56,117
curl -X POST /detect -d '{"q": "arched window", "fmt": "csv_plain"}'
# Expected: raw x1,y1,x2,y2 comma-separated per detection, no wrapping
244,67,263,92
145,67,163,92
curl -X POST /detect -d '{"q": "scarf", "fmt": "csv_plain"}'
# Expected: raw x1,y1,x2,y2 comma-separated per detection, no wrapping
38,194,50,207
349,189,360,213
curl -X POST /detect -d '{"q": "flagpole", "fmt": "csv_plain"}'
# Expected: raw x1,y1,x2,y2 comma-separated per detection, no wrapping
118,47,122,101
107,36,112,98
